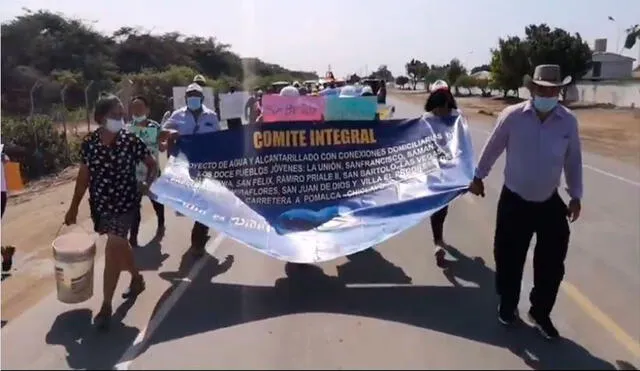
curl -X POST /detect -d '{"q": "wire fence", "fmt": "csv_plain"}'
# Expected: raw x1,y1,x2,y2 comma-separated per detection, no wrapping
2,79,135,182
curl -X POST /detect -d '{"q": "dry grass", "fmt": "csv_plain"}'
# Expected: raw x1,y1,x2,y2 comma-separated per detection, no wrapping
392,91,640,166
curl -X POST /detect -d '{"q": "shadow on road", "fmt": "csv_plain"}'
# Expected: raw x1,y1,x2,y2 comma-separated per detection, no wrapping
436,242,618,370
336,248,412,285
45,298,140,370
133,229,169,272
134,246,614,370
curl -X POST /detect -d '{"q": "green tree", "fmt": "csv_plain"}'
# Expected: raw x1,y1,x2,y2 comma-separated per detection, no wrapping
369,65,394,82
347,73,361,84
490,36,530,97
405,59,428,89
475,77,491,97
0,10,318,116
455,75,474,96
446,58,467,95
490,24,592,98
395,75,409,88
524,24,592,83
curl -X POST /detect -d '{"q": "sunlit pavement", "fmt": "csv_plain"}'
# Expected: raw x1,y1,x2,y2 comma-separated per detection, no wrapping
1,98,639,370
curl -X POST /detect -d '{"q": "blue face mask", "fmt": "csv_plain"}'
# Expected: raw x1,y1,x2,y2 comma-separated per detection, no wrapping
533,96,558,113
186,97,202,111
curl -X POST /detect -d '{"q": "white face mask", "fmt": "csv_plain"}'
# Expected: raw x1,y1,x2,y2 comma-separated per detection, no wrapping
105,118,124,133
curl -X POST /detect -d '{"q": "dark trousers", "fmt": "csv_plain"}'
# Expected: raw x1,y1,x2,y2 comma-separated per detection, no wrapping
191,221,209,249
130,195,165,241
494,186,570,317
227,118,243,130
1,191,6,218
430,206,449,242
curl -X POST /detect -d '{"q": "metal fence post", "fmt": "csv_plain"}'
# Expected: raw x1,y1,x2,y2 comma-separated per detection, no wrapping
60,84,69,136
85,80,94,132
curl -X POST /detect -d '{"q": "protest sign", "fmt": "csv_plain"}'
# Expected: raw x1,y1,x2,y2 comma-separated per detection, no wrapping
152,115,475,263
128,125,159,181
219,92,250,120
261,95,325,122
324,96,378,121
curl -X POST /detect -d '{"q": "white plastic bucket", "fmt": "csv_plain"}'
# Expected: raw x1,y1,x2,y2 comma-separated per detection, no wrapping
52,231,97,304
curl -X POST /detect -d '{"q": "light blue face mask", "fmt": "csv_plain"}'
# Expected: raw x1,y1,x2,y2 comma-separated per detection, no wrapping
186,96,202,111
533,96,558,113
132,115,147,124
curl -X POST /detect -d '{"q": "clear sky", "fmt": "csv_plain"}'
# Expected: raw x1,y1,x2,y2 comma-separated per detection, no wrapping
2,0,639,78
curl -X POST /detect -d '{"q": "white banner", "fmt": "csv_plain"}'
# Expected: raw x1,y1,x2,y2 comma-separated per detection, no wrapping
219,92,250,120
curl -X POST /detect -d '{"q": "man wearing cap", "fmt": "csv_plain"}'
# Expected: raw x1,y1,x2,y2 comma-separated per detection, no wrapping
469,64,583,340
160,82,222,257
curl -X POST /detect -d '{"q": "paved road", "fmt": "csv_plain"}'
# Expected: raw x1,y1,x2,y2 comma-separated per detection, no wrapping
1,98,639,370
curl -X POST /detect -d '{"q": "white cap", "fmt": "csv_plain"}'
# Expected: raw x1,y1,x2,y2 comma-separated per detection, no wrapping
361,86,374,95
431,80,449,91
193,74,206,84
186,83,204,94
280,86,300,97
339,85,358,98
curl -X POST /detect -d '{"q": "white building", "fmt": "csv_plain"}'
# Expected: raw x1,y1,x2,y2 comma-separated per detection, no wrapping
581,39,636,81
582,52,636,80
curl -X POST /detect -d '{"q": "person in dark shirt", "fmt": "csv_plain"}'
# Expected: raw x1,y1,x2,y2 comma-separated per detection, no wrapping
377,81,387,104
127,95,165,247
422,81,459,268
64,94,158,330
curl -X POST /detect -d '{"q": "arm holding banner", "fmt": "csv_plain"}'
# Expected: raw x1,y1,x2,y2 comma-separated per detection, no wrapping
159,112,181,154
469,109,511,196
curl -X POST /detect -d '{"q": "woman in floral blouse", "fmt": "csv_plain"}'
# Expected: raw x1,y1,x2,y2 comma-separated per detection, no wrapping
65,94,158,330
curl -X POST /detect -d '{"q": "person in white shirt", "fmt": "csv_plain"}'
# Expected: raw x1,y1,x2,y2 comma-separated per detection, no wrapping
160,83,222,257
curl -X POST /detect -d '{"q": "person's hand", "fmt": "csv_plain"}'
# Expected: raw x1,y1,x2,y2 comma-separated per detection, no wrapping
158,141,167,152
167,131,180,152
468,177,485,197
64,205,78,225
567,199,581,222
138,182,150,196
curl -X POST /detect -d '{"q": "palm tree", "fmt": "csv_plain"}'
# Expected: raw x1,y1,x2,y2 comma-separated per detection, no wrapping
624,25,640,67
623,25,639,49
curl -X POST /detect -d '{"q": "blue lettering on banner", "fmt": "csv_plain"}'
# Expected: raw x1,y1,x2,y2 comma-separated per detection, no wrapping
151,116,475,263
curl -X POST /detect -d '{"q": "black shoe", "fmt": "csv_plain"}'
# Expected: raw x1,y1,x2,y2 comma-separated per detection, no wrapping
122,275,146,299
497,304,519,326
528,310,559,340
434,244,447,268
94,305,112,331
2,246,16,272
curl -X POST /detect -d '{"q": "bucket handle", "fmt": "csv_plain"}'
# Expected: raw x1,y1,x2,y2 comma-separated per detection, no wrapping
54,222,93,240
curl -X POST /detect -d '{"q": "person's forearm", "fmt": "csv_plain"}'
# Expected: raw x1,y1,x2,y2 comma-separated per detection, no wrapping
564,128,583,200
144,157,159,185
70,171,89,209
474,114,510,179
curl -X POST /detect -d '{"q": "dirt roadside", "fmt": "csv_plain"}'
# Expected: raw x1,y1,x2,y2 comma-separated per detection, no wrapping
391,90,640,167
1,164,160,324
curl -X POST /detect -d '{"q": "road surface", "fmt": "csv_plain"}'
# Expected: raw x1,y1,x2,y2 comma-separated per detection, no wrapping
1,98,639,370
